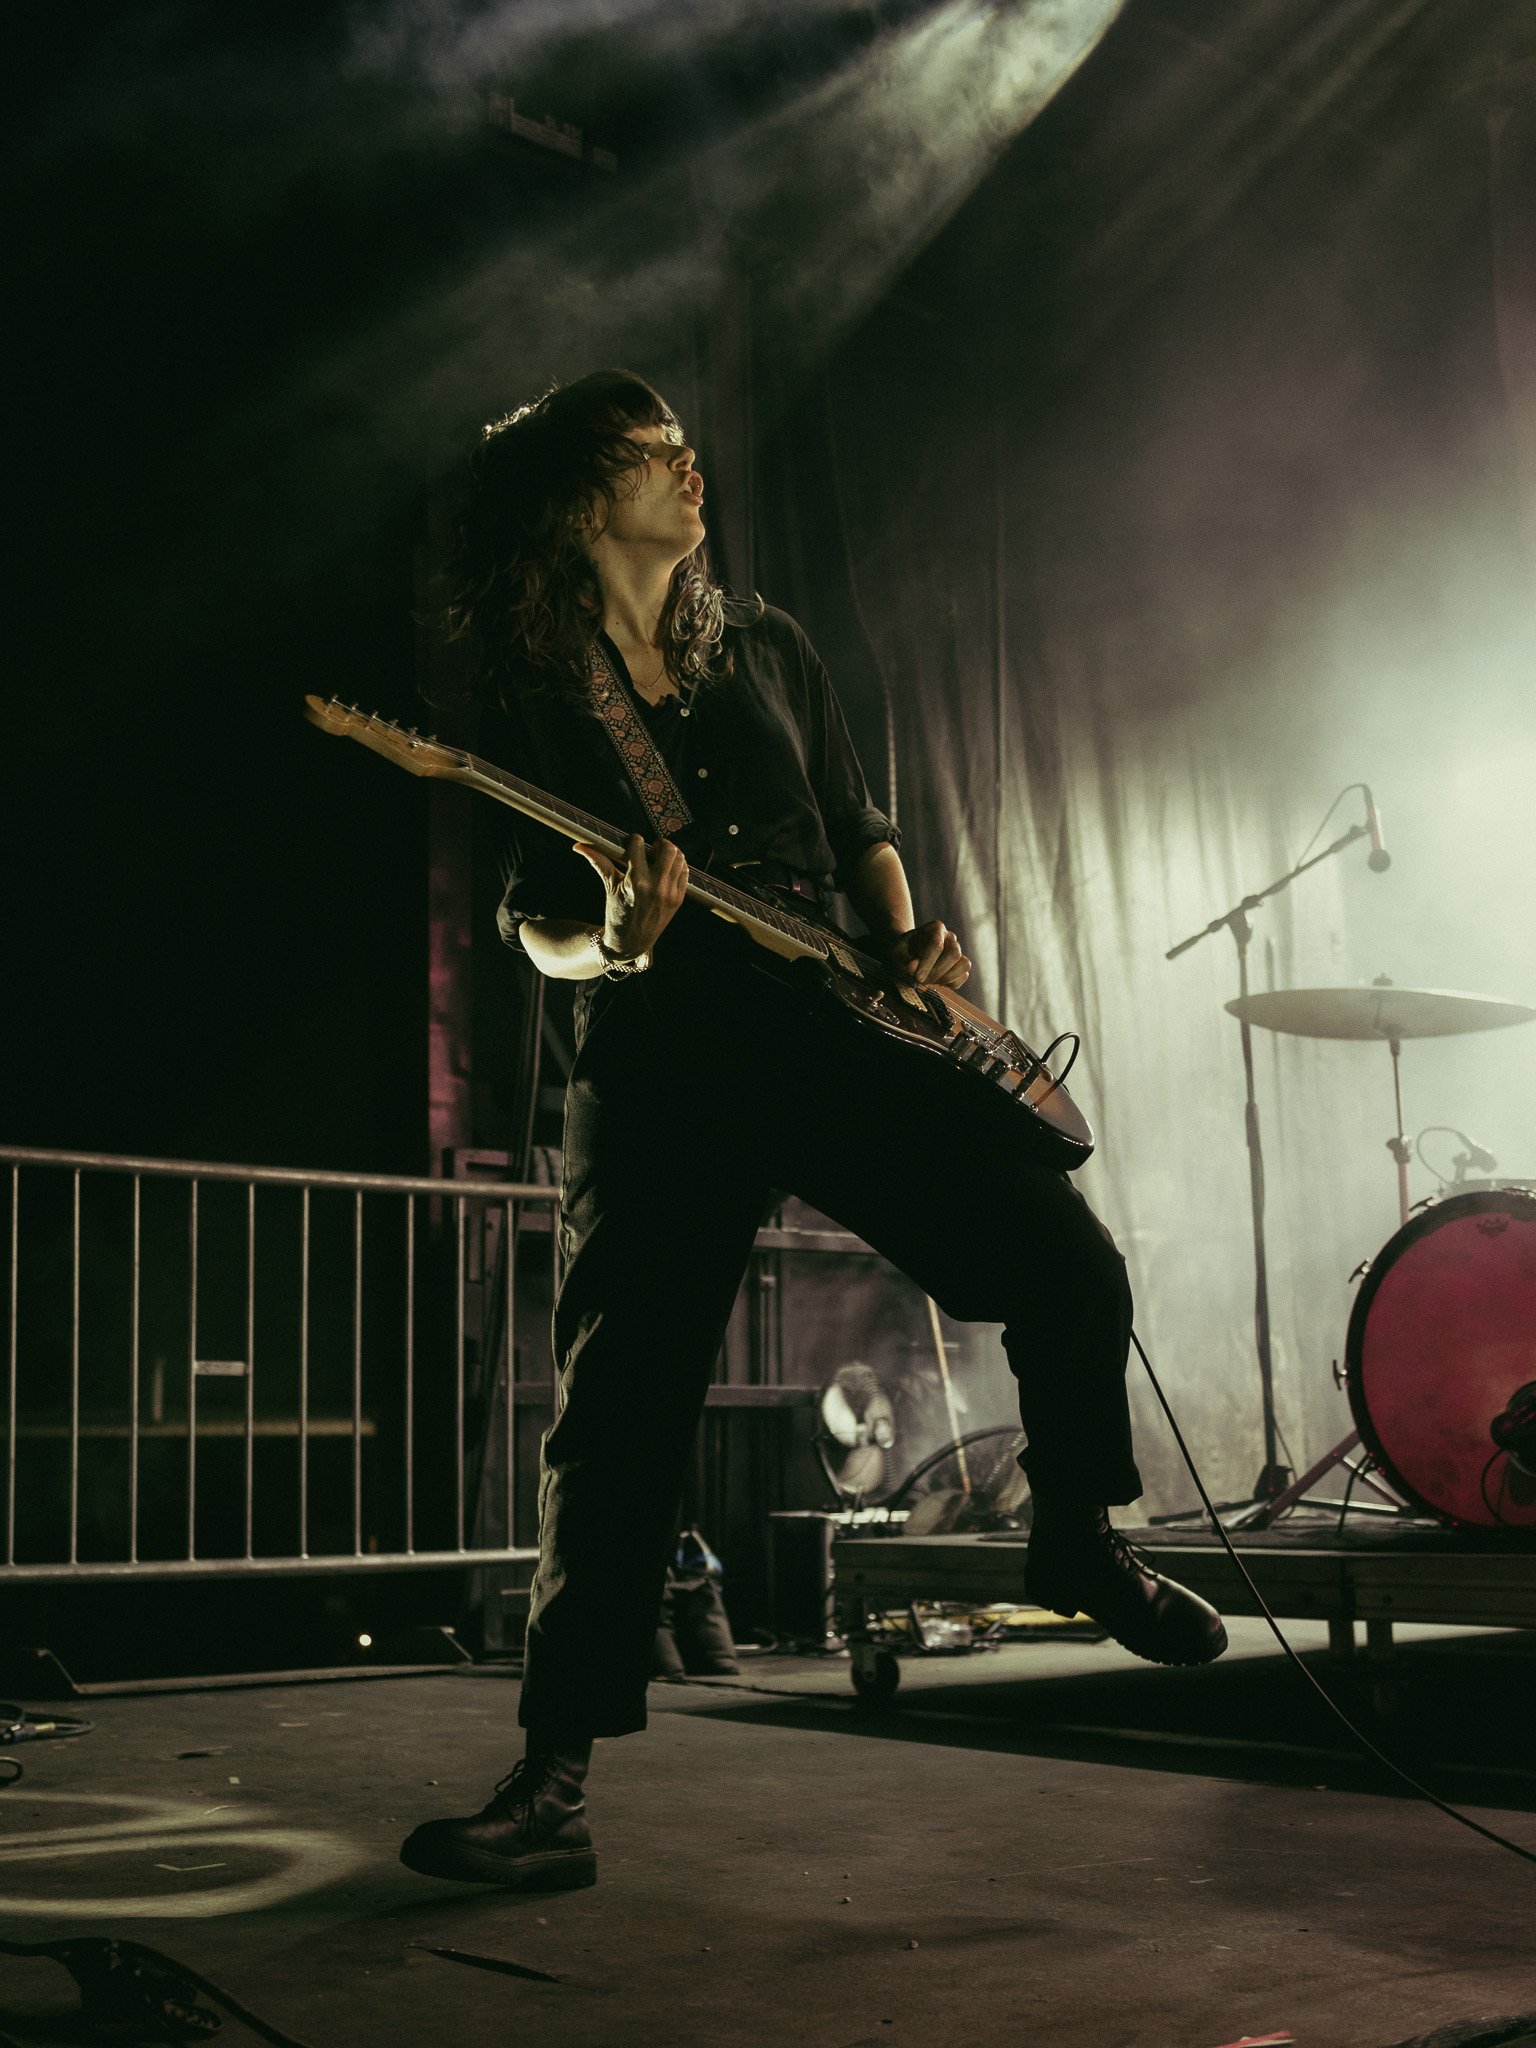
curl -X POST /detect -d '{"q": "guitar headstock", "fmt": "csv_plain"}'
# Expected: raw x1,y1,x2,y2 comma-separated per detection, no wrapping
302,696,465,778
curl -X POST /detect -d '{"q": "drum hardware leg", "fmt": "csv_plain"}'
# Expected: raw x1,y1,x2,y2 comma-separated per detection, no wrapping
1339,1457,1404,1509
1227,1430,1363,1531
1299,1494,1405,1518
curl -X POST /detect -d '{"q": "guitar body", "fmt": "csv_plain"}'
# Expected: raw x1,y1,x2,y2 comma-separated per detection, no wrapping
303,695,1096,1172
793,922,1093,1171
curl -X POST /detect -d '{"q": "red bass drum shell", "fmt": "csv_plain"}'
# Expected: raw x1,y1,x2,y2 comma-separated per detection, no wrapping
1346,1189,1536,1530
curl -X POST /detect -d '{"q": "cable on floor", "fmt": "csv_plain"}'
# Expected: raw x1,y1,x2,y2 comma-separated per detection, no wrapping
1130,1326,1536,1868
0,1702,93,1788
0,1937,316,2048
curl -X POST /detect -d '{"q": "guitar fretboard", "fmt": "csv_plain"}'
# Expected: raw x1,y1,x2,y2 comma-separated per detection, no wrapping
453,748,844,961
309,695,1092,1163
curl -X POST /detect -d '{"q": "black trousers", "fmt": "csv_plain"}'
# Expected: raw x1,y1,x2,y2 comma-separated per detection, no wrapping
520,921,1141,1739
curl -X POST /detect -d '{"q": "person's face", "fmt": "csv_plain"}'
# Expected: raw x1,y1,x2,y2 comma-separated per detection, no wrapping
588,418,705,557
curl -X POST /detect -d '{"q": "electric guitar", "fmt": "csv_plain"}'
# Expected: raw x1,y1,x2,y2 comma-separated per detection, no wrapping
303,696,1094,1169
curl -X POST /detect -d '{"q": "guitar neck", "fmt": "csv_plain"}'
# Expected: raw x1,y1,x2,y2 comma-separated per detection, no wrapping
308,695,1086,1154
447,748,843,966
307,696,1022,1051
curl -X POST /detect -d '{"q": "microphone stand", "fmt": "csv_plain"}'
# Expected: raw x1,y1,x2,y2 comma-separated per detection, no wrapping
1164,819,1374,1525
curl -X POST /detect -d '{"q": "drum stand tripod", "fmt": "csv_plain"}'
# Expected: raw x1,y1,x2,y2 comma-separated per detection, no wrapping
1216,1015,1422,1531
1163,814,1395,1532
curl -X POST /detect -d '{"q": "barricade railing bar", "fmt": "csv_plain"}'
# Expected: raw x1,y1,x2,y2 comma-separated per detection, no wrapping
0,1145,556,1582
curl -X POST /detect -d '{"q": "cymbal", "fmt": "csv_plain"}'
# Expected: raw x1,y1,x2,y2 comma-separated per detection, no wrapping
1226,986,1536,1041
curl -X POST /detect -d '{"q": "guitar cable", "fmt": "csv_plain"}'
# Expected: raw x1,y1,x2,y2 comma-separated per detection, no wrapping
1129,1326,1536,1867
1035,1032,1080,1100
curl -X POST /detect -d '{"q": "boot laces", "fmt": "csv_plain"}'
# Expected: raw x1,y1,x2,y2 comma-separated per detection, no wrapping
1037,1504,1148,1561
1039,1507,1153,1583
1103,1521,1155,1580
491,1755,557,1814
1086,1511,1140,1563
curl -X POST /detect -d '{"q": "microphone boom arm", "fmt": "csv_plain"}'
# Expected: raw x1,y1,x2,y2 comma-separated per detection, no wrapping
1165,821,1372,961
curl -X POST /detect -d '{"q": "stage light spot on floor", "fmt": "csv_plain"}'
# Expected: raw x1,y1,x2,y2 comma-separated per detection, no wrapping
0,1791,367,1919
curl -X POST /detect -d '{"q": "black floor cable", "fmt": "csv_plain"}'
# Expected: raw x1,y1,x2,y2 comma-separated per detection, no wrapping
1131,1328,1536,1868
0,1703,93,1789
0,1938,315,2048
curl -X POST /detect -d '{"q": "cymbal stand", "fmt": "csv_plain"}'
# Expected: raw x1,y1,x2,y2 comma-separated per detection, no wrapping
1385,1029,1412,1229
1209,1023,1420,1533
1164,817,1377,1526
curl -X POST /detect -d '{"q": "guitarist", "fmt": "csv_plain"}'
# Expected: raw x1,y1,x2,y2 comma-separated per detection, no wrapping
401,371,1225,1894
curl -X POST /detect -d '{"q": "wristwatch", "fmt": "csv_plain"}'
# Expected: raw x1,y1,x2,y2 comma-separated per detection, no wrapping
594,931,652,978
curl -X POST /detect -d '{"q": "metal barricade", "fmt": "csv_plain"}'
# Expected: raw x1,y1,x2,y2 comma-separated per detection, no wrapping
0,1147,558,1581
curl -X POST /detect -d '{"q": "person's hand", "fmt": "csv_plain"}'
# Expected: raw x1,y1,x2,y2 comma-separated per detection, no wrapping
573,834,689,960
888,918,971,990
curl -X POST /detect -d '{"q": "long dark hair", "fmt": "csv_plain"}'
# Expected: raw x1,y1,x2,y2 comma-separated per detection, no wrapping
440,369,731,708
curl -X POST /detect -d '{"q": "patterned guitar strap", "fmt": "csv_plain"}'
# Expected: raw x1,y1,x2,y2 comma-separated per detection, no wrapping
585,636,694,840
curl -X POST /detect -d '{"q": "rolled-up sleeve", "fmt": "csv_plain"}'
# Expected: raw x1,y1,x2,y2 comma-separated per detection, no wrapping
793,629,900,881
495,818,606,949
477,696,609,950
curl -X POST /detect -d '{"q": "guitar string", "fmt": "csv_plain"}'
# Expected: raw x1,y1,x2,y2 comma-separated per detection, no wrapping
454,743,1029,1063
457,748,833,953
379,716,1019,1061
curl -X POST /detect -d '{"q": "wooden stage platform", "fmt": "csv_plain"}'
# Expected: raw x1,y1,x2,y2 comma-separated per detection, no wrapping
831,1517,1536,1701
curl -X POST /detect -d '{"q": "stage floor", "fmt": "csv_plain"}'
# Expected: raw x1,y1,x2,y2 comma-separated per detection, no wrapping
0,1624,1532,2048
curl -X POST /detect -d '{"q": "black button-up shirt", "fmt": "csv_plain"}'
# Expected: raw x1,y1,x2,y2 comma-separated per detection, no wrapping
482,601,899,952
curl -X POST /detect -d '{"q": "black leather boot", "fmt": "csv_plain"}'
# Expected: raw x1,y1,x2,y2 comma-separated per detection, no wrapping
399,1740,597,1891
1024,1502,1228,1667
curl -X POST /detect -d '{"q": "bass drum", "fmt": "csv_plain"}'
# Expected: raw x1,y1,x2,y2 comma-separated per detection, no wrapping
1346,1188,1536,1528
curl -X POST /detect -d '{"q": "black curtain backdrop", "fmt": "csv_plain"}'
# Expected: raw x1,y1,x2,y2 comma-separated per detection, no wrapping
756,3,1536,1510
